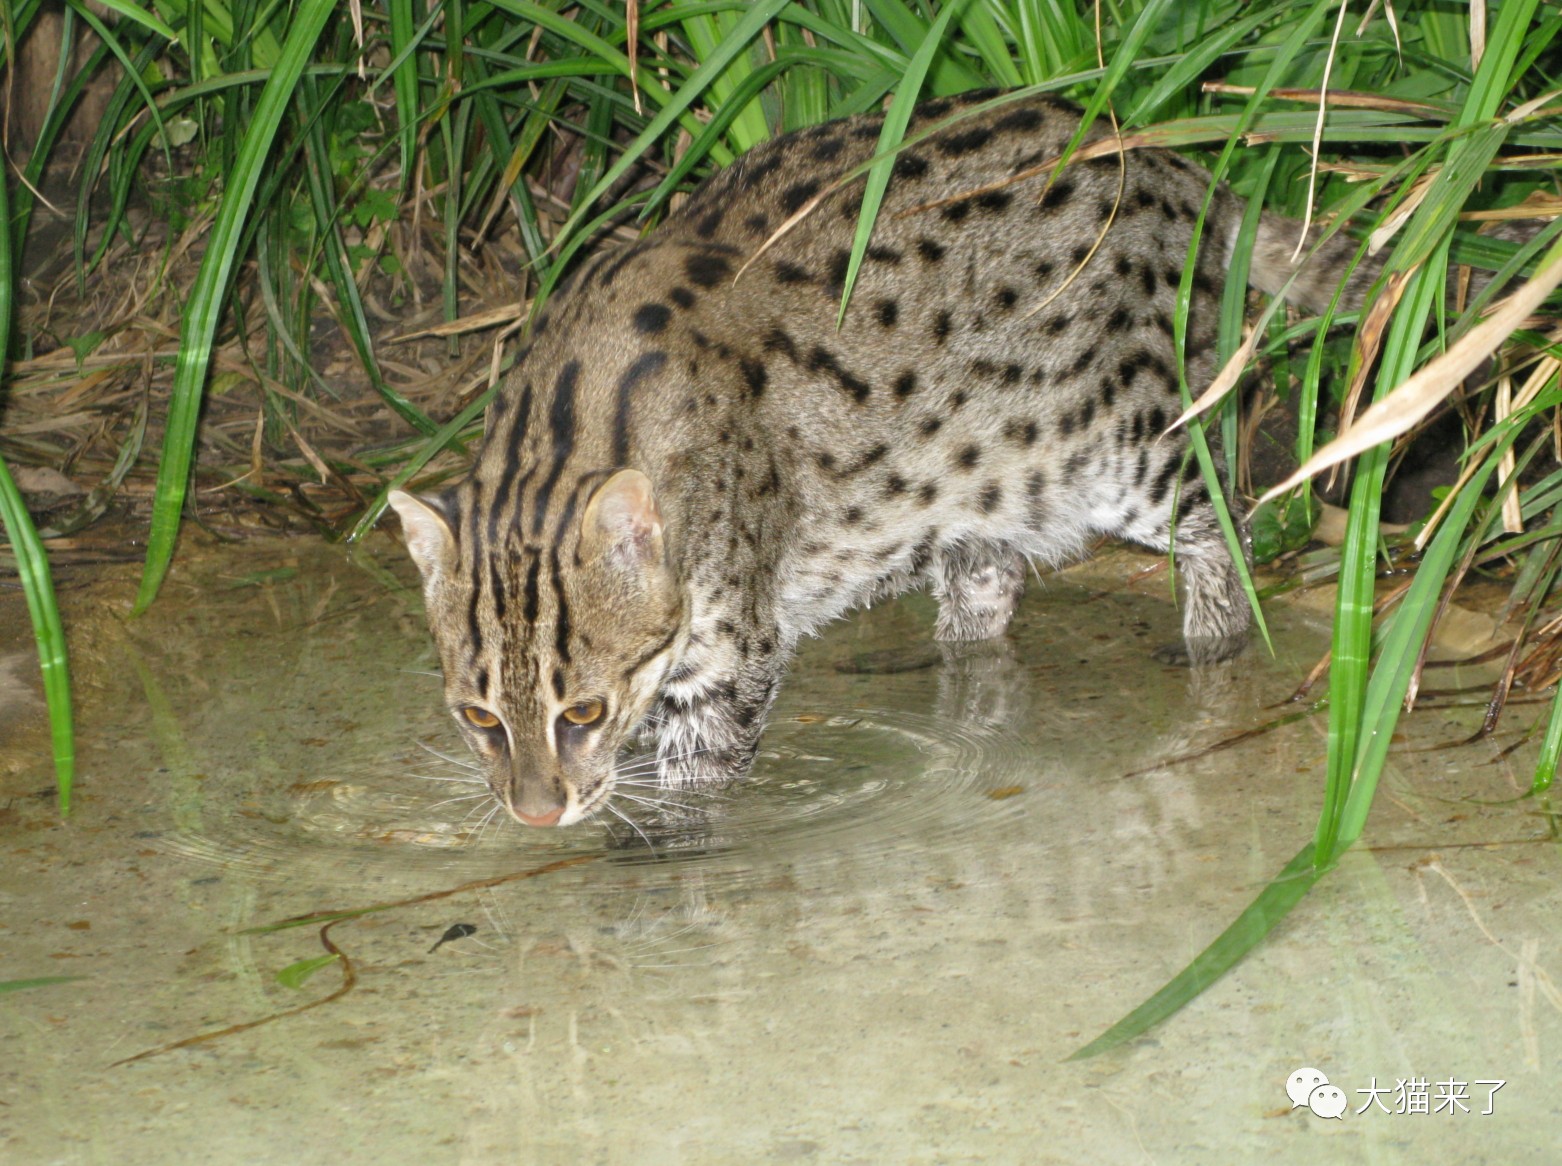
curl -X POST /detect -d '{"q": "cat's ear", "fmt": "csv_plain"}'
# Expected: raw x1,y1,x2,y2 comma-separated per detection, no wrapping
388,490,457,583
581,470,665,571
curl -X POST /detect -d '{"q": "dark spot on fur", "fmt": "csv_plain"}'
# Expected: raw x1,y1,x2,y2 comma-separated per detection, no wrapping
685,252,731,288
827,249,851,292
732,152,784,193
764,328,798,360
695,208,724,238
938,127,994,156
956,444,981,470
978,483,1002,513
876,300,899,327
994,107,1045,133
932,310,953,343
1003,418,1040,446
781,180,821,215
1039,180,1074,211
669,287,695,309
633,303,671,333
917,237,946,263
808,346,871,404
894,371,917,399
894,153,930,180
811,137,845,162
995,287,1018,311
942,201,972,224
975,190,1012,213
774,261,812,284
741,358,767,399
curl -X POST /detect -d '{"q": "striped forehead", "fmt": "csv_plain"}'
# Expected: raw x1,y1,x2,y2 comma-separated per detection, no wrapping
451,501,596,712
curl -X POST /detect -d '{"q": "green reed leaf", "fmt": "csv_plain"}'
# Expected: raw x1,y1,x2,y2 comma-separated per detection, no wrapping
835,0,973,328
275,954,342,989
0,158,74,815
133,0,337,614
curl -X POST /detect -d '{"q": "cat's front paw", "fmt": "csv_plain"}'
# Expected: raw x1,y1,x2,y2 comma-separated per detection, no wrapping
658,744,755,788
1153,632,1248,667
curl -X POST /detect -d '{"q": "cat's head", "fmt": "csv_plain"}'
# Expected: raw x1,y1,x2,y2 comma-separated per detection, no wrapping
389,469,686,826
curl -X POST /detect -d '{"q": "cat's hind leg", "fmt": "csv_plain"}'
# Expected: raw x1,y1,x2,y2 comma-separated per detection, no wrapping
1124,465,1251,665
931,540,1027,642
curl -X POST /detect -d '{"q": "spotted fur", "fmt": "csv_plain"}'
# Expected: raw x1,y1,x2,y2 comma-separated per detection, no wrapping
390,91,1356,826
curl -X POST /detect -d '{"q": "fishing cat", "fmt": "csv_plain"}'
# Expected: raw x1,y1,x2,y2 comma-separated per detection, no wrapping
389,90,1354,827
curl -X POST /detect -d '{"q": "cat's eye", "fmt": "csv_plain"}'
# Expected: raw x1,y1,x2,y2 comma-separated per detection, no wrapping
560,700,605,727
463,706,501,730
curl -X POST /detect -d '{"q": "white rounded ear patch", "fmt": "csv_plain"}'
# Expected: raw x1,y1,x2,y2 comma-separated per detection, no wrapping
388,489,458,581
583,469,665,566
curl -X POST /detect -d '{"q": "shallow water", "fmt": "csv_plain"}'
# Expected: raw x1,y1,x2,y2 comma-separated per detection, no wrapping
1,536,1558,1164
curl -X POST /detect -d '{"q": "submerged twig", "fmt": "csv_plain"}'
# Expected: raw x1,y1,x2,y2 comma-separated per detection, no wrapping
110,917,358,1068
110,853,599,1068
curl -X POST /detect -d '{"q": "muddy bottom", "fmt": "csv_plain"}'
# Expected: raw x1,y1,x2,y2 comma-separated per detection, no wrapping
1,536,1557,1164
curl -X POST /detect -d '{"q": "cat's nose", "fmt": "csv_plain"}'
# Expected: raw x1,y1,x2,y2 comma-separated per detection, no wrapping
514,805,564,827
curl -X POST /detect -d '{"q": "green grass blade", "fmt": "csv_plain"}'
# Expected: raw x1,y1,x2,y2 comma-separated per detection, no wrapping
1532,685,1562,796
537,0,789,252
0,166,74,814
1339,385,1562,845
0,976,88,995
275,954,341,989
85,0,177,42
1069,845,1320,1060
387,0,420,200
0,457,73,815
835,0,973,326
132,0,337,614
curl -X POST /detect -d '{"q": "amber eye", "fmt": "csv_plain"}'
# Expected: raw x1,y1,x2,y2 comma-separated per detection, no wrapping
463,707,501,730
561,700,605,727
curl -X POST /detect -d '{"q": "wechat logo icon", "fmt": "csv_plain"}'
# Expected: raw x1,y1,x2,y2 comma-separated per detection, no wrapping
1287,1067,1346,1119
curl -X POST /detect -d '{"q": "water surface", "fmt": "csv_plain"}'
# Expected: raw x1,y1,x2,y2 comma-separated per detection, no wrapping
1,536,1557,1164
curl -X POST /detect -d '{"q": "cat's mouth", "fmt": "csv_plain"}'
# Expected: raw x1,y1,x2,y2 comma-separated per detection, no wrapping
511,805,565,827
500,781,604,828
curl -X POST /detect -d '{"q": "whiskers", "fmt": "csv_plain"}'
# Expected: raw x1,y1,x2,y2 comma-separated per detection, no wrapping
416,741,481,771
401,738,734,850
597,745,733,852
407,739,504,841
464,800,506,845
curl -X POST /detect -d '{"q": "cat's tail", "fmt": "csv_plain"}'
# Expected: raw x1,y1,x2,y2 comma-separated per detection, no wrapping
1247,213,1375,314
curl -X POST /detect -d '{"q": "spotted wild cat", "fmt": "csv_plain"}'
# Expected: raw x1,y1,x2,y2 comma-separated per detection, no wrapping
389,90,1355,827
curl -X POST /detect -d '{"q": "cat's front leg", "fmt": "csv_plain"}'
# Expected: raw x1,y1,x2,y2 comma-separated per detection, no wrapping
651,628,785,786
